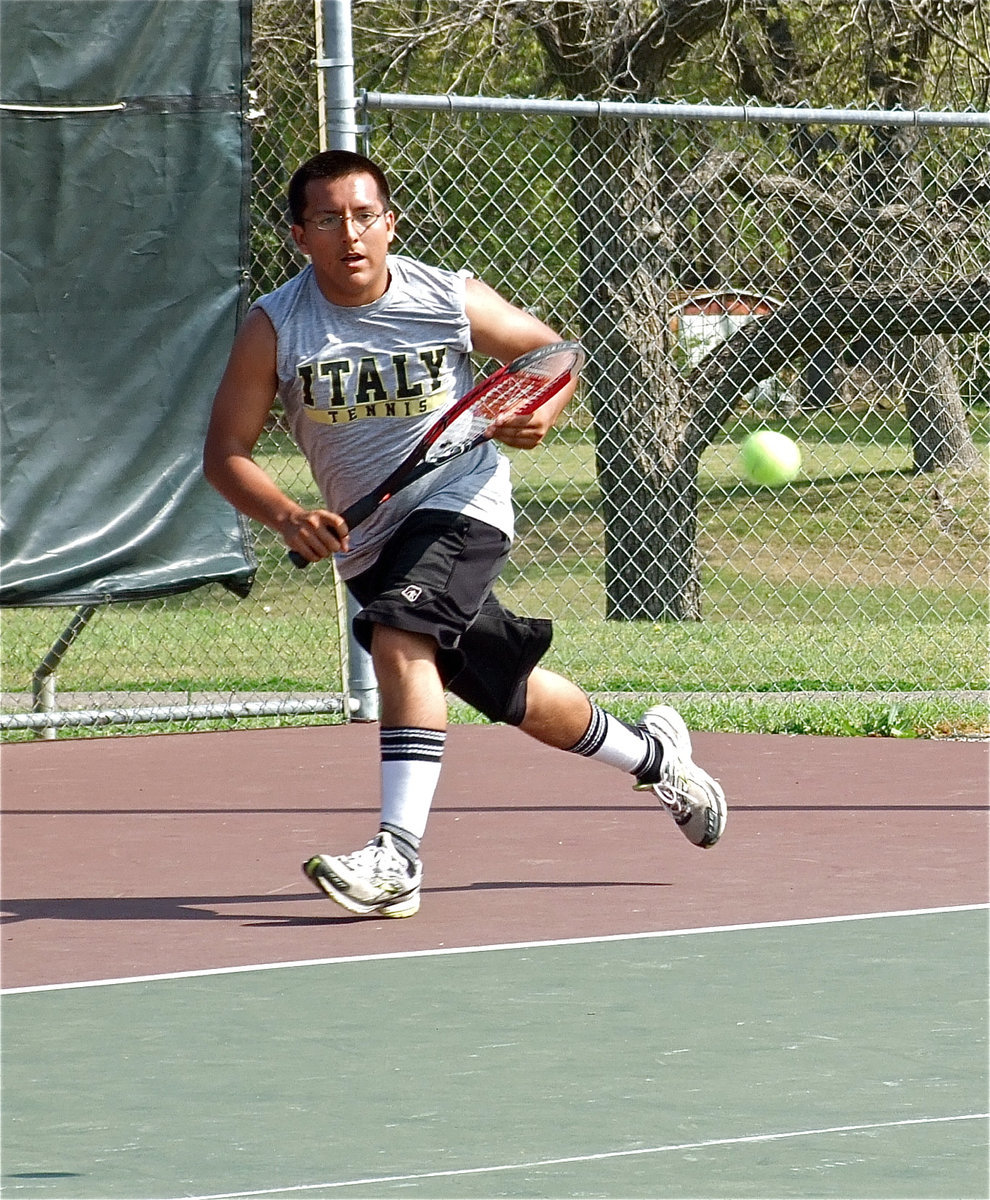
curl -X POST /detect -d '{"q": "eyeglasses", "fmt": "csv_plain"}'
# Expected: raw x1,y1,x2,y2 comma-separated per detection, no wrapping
304,210,385,233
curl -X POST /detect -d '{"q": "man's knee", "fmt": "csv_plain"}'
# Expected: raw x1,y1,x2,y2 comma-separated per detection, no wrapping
370,623,438,670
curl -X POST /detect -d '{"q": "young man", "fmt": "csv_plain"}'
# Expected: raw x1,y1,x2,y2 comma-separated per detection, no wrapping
204,149,726,919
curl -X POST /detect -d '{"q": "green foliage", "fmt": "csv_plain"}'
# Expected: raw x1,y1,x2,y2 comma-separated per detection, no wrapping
352,1,551,98
350,1,988,110
247,0,322,296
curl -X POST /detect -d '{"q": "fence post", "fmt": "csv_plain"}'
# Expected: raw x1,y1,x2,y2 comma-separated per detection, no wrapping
30,604,97,740
316,0,379,721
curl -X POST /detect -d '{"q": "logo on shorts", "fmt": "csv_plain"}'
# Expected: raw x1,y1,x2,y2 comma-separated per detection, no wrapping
400,585,423,604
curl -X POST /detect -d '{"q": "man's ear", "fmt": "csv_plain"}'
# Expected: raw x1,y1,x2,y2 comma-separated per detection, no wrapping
290,223,310,257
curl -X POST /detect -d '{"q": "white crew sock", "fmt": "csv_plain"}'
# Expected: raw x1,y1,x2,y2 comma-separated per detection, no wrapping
566,703,662,781
379,727,446,859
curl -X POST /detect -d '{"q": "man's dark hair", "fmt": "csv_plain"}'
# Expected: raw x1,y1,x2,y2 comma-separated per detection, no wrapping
287,150,392,225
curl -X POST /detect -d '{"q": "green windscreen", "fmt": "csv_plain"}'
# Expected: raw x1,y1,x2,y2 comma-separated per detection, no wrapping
0,0,256,605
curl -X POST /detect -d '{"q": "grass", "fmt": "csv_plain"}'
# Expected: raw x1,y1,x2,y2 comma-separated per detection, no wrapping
2,408,987,741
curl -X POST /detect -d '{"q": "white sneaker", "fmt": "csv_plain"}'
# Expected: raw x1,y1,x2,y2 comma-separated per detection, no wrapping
635,705,726,848
303,832,422,917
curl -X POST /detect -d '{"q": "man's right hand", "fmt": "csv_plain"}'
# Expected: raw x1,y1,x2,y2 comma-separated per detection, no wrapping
280,509,350,563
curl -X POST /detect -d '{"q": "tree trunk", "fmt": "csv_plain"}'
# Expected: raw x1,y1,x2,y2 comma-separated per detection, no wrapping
570,115,702,620
801,343,840,409
891,335,984,473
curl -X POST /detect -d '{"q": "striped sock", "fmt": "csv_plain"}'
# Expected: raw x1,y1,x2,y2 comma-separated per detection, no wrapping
379,727,446,862
566,703,662,782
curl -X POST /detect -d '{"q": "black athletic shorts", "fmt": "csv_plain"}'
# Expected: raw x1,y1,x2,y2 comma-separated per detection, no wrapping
346,509,552,725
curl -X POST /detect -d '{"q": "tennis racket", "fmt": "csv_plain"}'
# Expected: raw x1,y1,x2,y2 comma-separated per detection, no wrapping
289,340,583,567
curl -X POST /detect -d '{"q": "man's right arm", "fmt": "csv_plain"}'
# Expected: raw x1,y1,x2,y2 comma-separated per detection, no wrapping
203,307,349,560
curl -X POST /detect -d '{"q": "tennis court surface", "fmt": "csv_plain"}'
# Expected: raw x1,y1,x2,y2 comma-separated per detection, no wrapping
2,726,987,1198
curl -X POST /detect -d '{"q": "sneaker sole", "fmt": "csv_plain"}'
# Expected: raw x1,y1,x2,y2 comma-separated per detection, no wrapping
302,856,421,918
678,775,726,848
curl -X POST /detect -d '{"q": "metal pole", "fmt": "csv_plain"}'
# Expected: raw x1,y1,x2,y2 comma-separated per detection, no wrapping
3,696,346,733
317,0,379,721
313,0,327,150
30,604,97,739
318,1,360,150
359,91,990,130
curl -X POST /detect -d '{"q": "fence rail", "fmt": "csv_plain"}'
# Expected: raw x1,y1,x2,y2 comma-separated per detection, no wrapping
361,90,990,128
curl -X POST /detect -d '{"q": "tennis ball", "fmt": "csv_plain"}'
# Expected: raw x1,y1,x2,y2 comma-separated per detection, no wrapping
739,430,801,486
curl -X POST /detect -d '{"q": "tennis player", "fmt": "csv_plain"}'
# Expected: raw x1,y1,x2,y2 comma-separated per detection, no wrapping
204,149,726,918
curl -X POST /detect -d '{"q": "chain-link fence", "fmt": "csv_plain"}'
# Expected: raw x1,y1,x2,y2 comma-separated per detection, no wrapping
2,9,987,739
359,93,988,689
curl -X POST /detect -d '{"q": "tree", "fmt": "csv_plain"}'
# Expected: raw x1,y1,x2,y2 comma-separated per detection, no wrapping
724,1,986,472
354,1,989,618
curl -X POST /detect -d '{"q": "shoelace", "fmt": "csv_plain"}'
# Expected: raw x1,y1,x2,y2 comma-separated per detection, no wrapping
654,778,692,818
338,840,394,876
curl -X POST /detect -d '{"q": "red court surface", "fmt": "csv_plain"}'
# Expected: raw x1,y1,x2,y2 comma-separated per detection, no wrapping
1,725,987,989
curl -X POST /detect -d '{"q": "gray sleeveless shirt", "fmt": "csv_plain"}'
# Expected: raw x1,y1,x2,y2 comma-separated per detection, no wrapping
253,255,513,579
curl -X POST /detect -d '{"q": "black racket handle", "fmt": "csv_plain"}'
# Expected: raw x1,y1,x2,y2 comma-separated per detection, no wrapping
288,550,309,569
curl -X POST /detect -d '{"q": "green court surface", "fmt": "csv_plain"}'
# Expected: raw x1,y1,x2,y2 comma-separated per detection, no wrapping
2,908,987,1200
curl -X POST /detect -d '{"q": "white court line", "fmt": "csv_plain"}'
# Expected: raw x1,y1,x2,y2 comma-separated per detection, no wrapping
177,1113,989,1200
2,903,986,995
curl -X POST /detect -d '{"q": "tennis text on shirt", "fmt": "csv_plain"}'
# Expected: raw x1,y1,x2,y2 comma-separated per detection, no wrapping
298,347,450,424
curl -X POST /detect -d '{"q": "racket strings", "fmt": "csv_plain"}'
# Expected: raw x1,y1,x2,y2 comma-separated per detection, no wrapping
414,345,581,468
478,369,556,419
426,369,567,463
